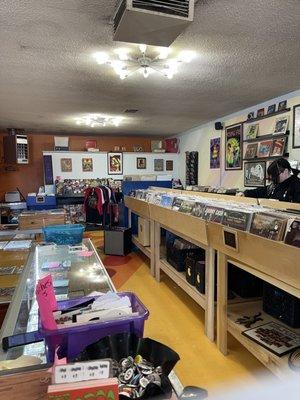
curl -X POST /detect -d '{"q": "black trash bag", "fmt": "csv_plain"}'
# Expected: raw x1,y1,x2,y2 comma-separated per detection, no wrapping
73,332,180,400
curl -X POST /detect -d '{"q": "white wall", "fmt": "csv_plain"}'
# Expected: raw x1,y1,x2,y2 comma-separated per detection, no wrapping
176,89,300,189
43,151,179,181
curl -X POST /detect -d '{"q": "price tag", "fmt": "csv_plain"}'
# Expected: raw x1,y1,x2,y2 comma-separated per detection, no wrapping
54,360,111,384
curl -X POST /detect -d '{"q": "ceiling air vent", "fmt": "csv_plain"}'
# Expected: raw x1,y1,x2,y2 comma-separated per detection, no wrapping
113,0,194,47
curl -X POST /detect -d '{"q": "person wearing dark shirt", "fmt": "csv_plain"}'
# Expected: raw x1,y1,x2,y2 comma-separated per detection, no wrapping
243,158,300,203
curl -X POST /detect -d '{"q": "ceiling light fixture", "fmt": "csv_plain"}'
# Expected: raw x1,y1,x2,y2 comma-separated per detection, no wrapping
93,45,196,80
75,114,123,128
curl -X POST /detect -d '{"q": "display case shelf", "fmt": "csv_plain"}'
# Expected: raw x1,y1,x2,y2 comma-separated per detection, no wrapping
227,300,299,379
132,235,152,259
160,258,206,310
243,108,291,123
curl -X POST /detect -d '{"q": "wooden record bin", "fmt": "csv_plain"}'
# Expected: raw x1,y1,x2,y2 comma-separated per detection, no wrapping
149,203,215,342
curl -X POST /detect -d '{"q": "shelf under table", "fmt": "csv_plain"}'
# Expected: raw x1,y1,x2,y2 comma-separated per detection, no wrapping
160,258,206,310
227,300,299,378
132,235,151,259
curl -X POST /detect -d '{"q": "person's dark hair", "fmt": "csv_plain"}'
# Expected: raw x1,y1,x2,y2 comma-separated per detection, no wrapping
267,158,299,184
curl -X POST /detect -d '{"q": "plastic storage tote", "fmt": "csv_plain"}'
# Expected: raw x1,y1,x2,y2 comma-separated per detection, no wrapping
43,224,84,245
2,292,149,363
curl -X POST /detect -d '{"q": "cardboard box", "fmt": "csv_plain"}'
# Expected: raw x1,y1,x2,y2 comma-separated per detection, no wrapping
138,217,150,247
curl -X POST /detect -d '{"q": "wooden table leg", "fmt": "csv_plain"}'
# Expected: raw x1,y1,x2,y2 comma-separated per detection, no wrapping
150,220,155,277
154,222,161,282
217,251,228,355
205,247,215,342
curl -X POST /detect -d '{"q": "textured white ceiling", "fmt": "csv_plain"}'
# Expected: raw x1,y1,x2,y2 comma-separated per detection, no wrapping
0,0,300,136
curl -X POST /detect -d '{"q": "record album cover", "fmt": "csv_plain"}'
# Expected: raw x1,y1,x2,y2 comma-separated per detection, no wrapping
222,209,253,231
244,143,258,159
178,200,195,214
191,202,206,218
250,212,287,241
284,219,300,248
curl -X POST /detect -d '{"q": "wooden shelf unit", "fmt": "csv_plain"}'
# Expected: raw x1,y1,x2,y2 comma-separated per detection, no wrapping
124,196,150,220
227,301,299,379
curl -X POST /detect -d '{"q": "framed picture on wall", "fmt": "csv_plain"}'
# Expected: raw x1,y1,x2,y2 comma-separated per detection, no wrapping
60,158,72,172
82,157,93,172
210,138,220,169
293,104,300,148
166,160,174,171
137,157,146,169
244,161,266,187
225,123,243,170
154,159,164,171
108,152,123,175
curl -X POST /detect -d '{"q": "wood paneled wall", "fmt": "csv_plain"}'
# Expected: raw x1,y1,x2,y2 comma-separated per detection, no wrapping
0,133,153,200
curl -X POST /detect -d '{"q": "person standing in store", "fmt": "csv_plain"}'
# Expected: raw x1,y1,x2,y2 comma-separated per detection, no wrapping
242,158,300,202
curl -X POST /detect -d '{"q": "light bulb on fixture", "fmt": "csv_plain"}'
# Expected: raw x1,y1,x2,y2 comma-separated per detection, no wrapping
93,52,110,64
139,44,147,54
143,68,149,78
157,47,171,60
114,48,130,61
94,45,196,80
177,50,196,63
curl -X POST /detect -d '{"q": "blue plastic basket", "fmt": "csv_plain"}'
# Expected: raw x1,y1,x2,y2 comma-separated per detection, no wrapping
43,224,85,245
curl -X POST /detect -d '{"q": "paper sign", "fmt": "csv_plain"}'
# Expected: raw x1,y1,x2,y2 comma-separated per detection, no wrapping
54,361,111,384
35,274,57,330
78,251,93,257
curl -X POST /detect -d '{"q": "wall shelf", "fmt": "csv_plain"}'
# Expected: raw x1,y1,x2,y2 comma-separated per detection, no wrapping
243,108,291,123
243,153,289,162
243,132,290,143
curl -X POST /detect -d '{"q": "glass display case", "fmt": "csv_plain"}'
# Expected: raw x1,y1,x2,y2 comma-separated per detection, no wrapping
0,239,115,363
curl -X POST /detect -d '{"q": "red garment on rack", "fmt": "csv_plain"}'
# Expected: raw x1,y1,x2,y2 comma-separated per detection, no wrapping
84,187,104,215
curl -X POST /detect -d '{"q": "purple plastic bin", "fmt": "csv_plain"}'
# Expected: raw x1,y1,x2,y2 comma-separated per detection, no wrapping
42,292,149,362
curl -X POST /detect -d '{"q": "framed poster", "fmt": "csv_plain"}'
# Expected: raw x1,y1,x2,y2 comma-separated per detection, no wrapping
60,158,72,172
293,104,300,148
82,158,93,172
225,123,243,170
242,322,300,356
210,137,220,169
108,152,123,175
136,157,146,169
166,160,174,171
244,161,266,187
154,159,164,172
